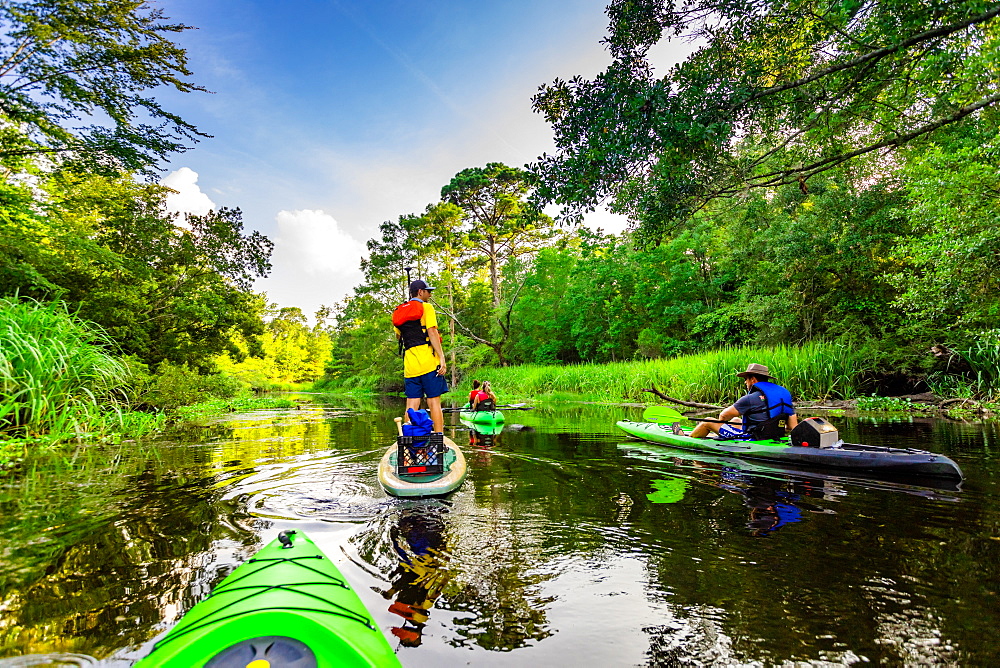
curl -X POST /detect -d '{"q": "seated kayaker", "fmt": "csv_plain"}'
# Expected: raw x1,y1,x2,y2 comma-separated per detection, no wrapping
468,380,482,406
470,381,498,411
688,363,799,440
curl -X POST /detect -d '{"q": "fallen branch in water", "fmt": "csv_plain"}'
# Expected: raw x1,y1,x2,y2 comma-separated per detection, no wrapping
939,398,981,409
641,386,723,410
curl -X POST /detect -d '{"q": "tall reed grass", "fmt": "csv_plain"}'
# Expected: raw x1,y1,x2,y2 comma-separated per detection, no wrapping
954,330,1000,400
0,297,160,443
467,342,871,404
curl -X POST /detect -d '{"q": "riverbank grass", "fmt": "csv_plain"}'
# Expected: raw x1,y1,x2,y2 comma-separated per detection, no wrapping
173,393,298,423
0,298,162,449
463,342,871,404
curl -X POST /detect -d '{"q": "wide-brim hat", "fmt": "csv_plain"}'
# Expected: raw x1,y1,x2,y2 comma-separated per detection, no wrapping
736,363,774,379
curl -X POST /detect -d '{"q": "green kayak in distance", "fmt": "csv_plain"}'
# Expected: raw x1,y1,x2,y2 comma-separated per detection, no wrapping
135,530,401,668
459,403,505,425
461,417,504,436
616,420,964,480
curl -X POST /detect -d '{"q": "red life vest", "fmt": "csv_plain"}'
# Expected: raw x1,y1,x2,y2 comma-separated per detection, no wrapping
392,299,430,354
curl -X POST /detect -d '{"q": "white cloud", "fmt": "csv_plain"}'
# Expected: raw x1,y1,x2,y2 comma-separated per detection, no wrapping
263,209,366,317
161,167,216,216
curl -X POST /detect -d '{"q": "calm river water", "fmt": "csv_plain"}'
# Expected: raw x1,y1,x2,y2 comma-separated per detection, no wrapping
0,396,998,666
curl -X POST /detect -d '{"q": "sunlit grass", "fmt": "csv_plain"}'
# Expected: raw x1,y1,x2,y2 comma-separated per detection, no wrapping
466,342,870,404
0,297,161,449
173,393,298,423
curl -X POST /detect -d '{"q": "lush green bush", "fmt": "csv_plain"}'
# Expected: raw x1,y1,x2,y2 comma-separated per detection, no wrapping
144,361,243,411
172,392,297,423
0,297,159,441
956,330,1000,400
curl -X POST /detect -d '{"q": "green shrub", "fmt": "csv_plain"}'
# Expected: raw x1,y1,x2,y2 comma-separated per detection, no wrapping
925,370,976,399
955,330,1000,399
173,392,297,423
145,361,244,410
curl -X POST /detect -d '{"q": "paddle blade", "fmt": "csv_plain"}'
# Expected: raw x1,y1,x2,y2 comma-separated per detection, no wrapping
642,405,686,424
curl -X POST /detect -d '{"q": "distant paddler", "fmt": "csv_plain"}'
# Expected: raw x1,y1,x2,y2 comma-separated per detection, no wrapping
468,379,499,411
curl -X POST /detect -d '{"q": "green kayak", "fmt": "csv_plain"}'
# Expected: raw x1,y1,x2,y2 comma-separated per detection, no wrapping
458,403,505,425
616,420,964,479
461,417,504,436
135,530,401,668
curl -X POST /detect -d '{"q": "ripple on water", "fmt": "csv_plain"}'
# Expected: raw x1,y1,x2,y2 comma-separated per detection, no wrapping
209,449,388,522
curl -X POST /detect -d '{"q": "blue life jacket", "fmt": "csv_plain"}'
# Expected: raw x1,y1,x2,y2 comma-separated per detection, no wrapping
741,381,795,436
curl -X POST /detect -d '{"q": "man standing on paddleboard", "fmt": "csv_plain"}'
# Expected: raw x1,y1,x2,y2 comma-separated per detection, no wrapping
392,280,448,432
689,363,798,439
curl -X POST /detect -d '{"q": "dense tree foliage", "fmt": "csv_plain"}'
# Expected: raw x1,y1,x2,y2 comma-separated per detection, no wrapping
3,0,997,406
0,0,207,174
218,307,334,386
326,163,558,388
0,0,335,399
0,172,273,370
531,0,1000,240
329,114,1000,395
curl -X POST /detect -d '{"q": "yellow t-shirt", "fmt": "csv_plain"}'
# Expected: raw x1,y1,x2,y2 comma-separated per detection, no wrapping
394,300,441,378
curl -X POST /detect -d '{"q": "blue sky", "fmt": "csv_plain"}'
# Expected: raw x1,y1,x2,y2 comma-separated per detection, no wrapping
154,0,692,318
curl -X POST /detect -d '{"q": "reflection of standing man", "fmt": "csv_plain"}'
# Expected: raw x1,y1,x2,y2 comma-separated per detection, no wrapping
382,506,450,647
393,280,448,432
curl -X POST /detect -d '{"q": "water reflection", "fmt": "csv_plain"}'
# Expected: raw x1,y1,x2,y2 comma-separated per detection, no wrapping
379,503,451,647
0,401,998,666
619,441,963,502
460,418,502,448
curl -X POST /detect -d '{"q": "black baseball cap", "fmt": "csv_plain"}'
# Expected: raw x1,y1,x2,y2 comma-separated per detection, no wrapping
409,279,435,291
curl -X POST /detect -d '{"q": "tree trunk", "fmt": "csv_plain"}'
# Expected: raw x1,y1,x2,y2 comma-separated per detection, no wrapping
488,235,501,308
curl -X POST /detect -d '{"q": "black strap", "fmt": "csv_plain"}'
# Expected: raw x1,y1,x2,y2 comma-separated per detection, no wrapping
748,415,789,440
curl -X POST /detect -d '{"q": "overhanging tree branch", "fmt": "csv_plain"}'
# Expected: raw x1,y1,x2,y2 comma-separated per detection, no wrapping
722,90,1000,196
739,6,1000,108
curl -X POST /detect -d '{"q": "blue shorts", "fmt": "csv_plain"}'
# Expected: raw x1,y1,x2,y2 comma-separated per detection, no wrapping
404,369,449,399
718,423,752,440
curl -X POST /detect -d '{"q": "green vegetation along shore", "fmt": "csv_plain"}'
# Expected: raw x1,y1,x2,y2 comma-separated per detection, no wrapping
462,343,870,405
6,0,1000,463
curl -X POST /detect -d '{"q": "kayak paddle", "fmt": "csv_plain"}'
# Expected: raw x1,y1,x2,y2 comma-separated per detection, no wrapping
641,405,687,424
442,404,535,413
642,405,731,425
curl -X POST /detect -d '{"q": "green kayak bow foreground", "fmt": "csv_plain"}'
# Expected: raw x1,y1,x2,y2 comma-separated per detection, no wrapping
135,530,400,668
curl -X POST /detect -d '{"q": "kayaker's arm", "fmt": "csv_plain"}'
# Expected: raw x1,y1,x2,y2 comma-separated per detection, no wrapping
719,405,740,423
428,326,447,376
787,413,799,431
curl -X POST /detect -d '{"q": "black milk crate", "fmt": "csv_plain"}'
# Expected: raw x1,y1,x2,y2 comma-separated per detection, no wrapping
396,432,445,476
